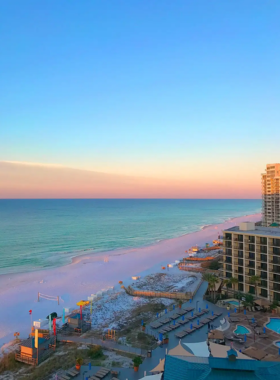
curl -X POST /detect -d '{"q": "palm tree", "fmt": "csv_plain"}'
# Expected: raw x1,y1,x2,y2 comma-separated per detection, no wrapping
249,275,260,297
243,294,254,309
223,279,231,298
229,277,238,296
203,273,219,301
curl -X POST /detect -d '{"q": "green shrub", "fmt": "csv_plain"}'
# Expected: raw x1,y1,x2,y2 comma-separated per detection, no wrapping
0,352,21,374
88,345,103,359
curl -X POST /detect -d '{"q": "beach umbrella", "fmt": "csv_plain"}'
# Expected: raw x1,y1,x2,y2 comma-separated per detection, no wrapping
252,317,255,323
234,308,237,313
165,309,167,314
206,304,208,309
141,320,144,326
89,363,91,370
62,309,65,324
190,324,193,329
263,327,266,334
173,320,175,326
199,308,201,312
244,309,246,315
197,319,199,325
228,312,230,318
156,313,159,318
244,335,247,342
182,315,184,321
190,299,192,303
191,311,193,317
173,305,175,310
211,311,214,316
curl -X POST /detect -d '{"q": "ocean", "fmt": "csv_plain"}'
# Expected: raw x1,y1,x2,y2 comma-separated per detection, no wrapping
0,199,261,275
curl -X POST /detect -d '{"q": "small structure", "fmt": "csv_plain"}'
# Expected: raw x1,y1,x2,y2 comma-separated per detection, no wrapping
208,329,225,345
15,335,56,366
66,312,91,333
254,298,270,309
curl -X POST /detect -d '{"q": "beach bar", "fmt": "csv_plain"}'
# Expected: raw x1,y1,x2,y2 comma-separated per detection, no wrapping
15,335,56,366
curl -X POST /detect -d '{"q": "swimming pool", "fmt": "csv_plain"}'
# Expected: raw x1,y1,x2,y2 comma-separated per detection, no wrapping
234,325,250,335
275,341,280,347
266,318,280,334
227,301,239,306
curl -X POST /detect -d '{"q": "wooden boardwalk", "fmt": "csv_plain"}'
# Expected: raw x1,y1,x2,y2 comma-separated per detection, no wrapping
125,286,193,300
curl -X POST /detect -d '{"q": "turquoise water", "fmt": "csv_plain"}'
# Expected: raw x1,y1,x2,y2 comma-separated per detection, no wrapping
228,301,240,306
266,318,280,334
276,342,280,347
234,325,250,335
0,199,261,275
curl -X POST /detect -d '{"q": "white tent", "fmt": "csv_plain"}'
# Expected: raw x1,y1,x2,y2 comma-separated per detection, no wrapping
139,374,162,380
183,341,210,357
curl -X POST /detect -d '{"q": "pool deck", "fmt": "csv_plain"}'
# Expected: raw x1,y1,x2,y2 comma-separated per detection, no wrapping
224,311,280,358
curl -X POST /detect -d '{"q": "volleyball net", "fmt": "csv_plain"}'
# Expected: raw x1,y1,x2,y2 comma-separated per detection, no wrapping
38,292,60,305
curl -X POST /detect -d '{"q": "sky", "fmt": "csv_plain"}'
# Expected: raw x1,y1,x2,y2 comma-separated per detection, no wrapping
0,0,280,198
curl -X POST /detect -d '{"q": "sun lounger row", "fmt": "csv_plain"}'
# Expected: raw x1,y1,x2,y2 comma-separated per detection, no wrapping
59,367,79,380
175,323,206,338
89,367,110,380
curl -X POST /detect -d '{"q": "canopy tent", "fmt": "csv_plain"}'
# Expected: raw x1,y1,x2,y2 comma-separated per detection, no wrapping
243,347,267,360
139,374,162,380
183,341,210,357
208,330,224,341
76,300,90,306
150,359,165,373
168,343,194,357
209,342,253,360
254,298,270,307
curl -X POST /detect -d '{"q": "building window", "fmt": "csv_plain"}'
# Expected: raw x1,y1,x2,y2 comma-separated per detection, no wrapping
260,289,268,298
261,263,267,271
260,280,267,288
273,247,280,256
249,269,255,276
273,239,280,247
248,261,255,268
249,252,255,260
238,243,243,250
273,265,280,273
260,271,267,279
225,233,232,240
260,254,267,262
249,286,255,294
260,246,267,254
273,284,280,291
274,292,280,301
238,283,244,291
238,251,243,258
238,275,243,282
225,241,232,248
274,274,280,282
249,244,255,252
226,257,232,263
226,272,231,278
225,248,232,256
226,264,232,271
248,236,255,243
238,267,243,274
237,235,243,242
260,237,267,245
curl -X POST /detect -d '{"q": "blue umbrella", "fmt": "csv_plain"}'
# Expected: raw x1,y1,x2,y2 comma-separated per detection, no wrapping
244,309,246,315
191,311,193,317
88,363,91,370
263,327,266,334
206,304,208,309
199,307,201,313
182,315,184,321
173,320,175,326
190,324,193,329
234,308,237,313
211,311,214,316
197,319,199,325
173,305,175,310
165,309,167,314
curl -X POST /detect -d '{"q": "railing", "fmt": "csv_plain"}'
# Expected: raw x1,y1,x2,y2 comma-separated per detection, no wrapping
15,353,37,366
125,286,193,300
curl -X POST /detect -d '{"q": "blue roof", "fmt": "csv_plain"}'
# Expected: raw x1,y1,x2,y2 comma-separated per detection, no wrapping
227,348,238,358
164,355,280,380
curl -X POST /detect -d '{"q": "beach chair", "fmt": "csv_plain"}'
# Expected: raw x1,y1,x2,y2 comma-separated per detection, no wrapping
171,314,180,320
89,377,100,380
59,375,71,380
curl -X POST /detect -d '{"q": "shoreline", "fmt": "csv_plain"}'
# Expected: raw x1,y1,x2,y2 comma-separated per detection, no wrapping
0,212,261,346
0,208,261,277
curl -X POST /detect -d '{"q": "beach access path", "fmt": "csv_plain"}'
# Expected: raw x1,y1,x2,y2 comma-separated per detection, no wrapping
0,213,260,346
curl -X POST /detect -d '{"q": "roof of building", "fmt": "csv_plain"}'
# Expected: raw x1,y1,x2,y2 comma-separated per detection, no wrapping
224,225,280,238
21,337,47,348
208,330,224,340
164,355,280,380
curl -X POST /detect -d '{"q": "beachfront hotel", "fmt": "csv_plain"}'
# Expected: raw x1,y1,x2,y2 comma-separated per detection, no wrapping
262,163,280,227
222,222,280,301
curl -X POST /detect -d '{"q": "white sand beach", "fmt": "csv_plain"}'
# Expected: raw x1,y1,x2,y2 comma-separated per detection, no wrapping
0,213,261,347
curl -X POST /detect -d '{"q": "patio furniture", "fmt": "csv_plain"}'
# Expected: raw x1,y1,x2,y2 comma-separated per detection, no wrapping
175,331,188,338
150,322,163,329
171,314,180,320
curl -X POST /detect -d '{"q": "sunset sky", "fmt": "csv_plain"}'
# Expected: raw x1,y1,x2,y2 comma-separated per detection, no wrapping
1,1,280,198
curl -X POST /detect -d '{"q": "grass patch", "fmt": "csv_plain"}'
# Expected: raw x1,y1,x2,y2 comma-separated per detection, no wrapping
0,352,22,374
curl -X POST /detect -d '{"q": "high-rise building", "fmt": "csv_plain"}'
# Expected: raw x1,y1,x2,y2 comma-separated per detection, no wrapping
262,164,280,227
222,222,280,301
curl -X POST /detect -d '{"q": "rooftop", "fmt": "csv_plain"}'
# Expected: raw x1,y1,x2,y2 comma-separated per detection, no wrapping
21,337,47,348
224,224,280,238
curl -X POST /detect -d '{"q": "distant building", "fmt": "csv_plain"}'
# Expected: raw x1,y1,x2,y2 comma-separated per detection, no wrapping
262,164,280,227
222,222,280,301
164,348,280,380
